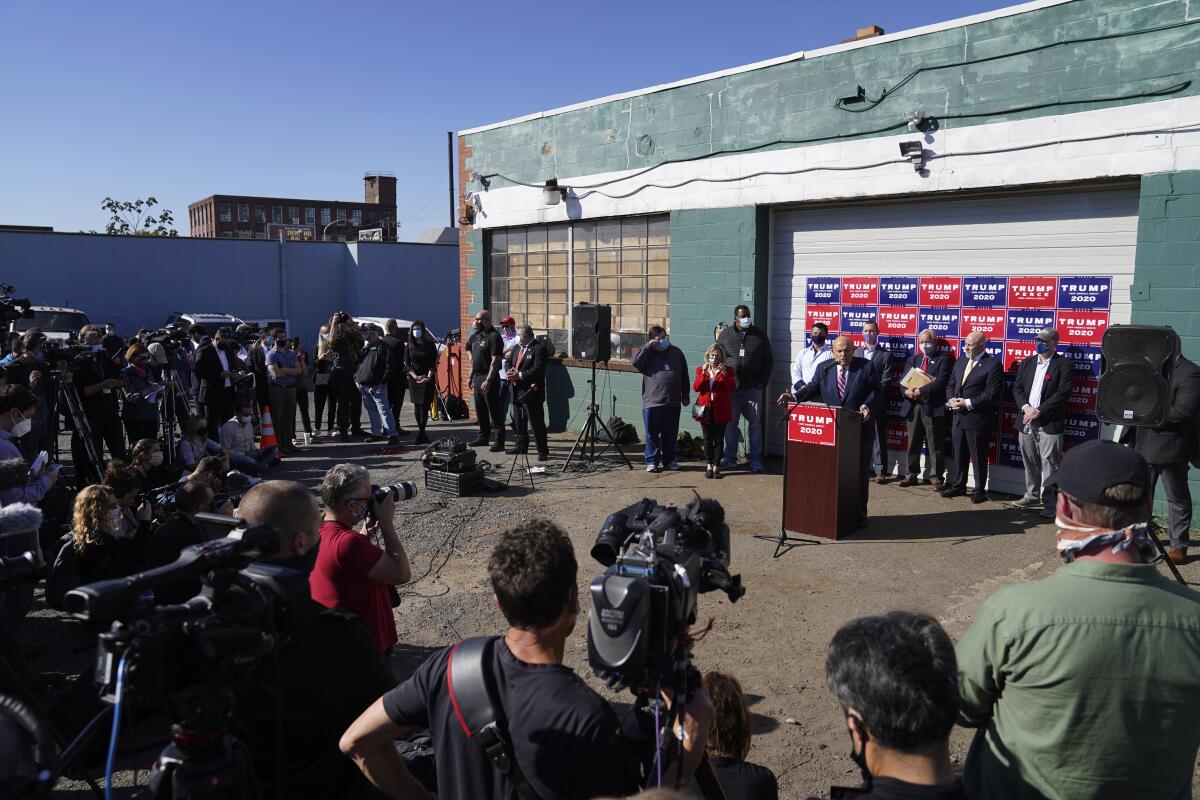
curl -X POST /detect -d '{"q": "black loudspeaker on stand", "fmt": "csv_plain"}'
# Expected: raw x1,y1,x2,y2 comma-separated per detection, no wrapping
1096,325,1177,428
564,303,631,470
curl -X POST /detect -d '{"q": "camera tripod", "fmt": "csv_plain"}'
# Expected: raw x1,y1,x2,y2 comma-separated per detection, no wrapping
157,366,192,466
563,360,632,471
55,378,103,488
144,688,260,800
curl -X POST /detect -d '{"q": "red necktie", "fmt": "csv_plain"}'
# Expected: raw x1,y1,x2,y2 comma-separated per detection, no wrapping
923,356,929,371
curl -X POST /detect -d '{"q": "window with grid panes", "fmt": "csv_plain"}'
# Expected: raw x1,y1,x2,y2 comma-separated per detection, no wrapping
218,203,232,222
238,203,249,223
488,215,668,361
254,205,266,224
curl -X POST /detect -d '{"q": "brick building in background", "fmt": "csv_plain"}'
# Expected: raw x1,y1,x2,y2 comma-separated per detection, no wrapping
189,173,397,241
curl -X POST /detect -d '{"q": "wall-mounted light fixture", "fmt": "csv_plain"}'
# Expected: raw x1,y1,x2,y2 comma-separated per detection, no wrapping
904,109,926,130
898,141,925,171
543,179,567,206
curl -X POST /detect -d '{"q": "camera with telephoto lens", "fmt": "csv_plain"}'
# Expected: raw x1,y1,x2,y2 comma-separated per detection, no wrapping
0,283,32,326
146,323,189,356
587,494,745,696
368,482,417,520
60,522,312,793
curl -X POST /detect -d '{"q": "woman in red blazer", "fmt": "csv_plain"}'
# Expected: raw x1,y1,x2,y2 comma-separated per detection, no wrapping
693,343,736,478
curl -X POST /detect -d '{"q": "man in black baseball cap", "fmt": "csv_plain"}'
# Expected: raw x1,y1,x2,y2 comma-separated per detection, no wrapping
955,439,1200,800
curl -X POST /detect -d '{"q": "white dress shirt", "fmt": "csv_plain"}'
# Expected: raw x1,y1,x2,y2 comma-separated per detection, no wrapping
1026,354,1053,410
216,347,232,388
791,343,832,388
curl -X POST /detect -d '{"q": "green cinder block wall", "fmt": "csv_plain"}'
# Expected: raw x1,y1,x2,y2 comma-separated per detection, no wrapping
1132,171,1200,522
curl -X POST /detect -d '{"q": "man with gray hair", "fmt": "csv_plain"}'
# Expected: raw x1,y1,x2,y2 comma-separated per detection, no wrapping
309,463,411,653
899,329,953,488
1010,328,1074,517
943,331,1002,502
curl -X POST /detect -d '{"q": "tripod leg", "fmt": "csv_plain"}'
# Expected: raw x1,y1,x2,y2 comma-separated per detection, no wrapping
1151,524,1187,585
593,415,633,469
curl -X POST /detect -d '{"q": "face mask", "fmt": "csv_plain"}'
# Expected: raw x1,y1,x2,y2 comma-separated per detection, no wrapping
737,317,751,330
107,508,122,526
847,726,873,791
862,332,878,345
921,343,936,355
411,328,422,338
239,415,251,424
657,337,670,350
811,335,826,347
150,452,164,466
265,337,275,347
521,336,533,347
90,344,104,353
10,412,31,438
321,332,330,341
1035,340,1053,355
708,355,719,365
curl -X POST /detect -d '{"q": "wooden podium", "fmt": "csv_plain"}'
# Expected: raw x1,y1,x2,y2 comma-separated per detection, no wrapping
776,402,863,554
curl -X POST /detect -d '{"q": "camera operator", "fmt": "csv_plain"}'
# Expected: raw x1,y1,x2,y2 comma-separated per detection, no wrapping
4,335,53,460
120,344,164,444
71,329,129,470
180,454,231,493
196,327,243,440
340,519,714,800
231,480,395,800
326,312,364,439
0,386,58,507
220,400,278,475
146,480,215,604
311,463,411,654
0,333,21,367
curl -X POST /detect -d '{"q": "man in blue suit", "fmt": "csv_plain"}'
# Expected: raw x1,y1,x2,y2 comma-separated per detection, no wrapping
781,335,878,526
942,331,1003,503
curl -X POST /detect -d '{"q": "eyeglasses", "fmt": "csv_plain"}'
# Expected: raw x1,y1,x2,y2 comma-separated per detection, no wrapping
345,495,373,504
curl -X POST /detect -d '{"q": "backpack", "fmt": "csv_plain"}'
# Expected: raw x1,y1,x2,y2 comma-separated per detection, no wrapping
444,394,471,421
601,417,637,445
46,534,80,612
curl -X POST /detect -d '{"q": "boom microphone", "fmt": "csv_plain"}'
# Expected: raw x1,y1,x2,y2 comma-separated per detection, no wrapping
0,503,45,585
0,459,33,493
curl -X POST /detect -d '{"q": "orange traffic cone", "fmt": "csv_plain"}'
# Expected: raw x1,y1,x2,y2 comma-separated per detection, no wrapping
259,405,279,455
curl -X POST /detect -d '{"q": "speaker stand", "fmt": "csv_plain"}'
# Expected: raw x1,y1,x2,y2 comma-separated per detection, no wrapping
1149,521,1187,585
563,360,632,471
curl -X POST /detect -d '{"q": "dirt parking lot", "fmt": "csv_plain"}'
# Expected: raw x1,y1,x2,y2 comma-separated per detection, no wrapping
34,407,1200,798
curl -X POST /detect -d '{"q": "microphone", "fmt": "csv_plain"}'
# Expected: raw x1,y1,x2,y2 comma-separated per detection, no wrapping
0,458,33,493
0,503,45,586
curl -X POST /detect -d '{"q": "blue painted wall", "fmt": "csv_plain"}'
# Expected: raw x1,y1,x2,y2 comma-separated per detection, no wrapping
0,231,458,346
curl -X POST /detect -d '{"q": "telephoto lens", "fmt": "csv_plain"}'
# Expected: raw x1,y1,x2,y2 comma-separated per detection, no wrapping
371,482,418,505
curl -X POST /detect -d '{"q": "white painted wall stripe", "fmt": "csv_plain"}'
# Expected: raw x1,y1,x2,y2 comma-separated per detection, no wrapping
467,94,1200,229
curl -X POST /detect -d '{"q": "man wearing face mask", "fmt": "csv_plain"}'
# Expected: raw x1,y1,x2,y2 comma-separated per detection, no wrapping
467,309,505,451
505,324,549,460
496,315,520,437
942,331,1002,503
956,440,1200,800
265,327,304,454
1010,328,1074,518
219,401,278,475
632,325,690,472
310,463,411,654
70,329,128,472
898,329,953,489
716,305,773,473
855,320,893,483
195,327,243,441
818,611,966,800
783,323,833,403
0,386,59,506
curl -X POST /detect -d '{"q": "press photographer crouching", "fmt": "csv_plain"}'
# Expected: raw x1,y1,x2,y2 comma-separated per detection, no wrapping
220,400,278,475
340,519,715,799
231,480,395,800
312,464,412,654
147,481,218,604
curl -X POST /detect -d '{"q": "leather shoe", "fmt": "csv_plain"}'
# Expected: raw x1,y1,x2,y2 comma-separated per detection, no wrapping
874,474,888,484
931,479,944,490
469,436,489,447
1169,547,1187,565
940,487,965,499
537,453,549,462
898,477,919,487
972,493,987,504
489,441,506,453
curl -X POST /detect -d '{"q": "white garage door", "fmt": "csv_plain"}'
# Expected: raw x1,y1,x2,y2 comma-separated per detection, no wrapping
766,185,1140,494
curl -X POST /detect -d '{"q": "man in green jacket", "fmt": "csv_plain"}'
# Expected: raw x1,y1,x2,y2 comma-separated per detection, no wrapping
956,440,1200,800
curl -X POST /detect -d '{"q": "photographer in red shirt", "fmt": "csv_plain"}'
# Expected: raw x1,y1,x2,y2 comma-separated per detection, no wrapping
310,463,412,653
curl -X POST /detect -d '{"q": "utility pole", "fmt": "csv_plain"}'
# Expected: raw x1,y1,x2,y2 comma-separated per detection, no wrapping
447,131,456,228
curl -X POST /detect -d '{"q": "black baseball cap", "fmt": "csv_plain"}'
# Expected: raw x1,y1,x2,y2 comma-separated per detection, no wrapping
1045,440,1151,508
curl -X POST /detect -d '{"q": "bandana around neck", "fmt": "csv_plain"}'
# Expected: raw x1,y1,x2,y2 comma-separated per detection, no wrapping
1055,516,1155,561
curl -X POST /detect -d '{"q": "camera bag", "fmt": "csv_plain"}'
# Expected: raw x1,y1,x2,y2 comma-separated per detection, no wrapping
447,636,542,800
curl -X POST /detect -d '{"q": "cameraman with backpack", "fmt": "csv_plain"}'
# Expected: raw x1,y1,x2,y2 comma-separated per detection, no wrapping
340,518,714,799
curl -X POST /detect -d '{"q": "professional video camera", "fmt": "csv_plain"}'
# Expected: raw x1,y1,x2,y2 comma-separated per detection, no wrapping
146,323,190,356
0,283,32,327
61,524,311,797
231,324,262,349
587,494,744,696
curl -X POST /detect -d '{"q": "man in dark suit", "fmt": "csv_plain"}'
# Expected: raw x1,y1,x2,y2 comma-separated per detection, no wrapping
195,327,242,438
898,328,954,488
1133,343,1200,564
1010,328,1075,517
943,331,1003,503
505,325,550,461
855,319,892,483
70,328,128,478
788,335,878,526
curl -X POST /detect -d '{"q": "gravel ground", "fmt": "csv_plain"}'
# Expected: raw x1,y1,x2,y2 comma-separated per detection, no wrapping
29,403,1200,798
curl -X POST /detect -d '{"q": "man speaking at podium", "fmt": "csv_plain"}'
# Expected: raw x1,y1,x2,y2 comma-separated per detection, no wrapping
779,335,878,527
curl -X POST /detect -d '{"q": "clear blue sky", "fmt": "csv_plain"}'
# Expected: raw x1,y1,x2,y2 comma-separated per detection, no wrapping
0,0,1013,238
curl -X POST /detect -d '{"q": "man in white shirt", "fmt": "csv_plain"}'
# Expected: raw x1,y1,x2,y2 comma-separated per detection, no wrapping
855,320,892,482
784,322,833,401
496,315,521,432
1010,328,1074,516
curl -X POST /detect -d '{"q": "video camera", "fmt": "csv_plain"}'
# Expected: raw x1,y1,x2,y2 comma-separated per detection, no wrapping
586,494,744,696
0,283,32,327
145,322,190,356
